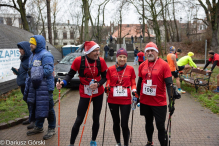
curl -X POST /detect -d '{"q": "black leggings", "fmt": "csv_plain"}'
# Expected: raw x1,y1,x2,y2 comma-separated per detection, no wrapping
108,103,131,146
70,94,103,144
141,104,167,146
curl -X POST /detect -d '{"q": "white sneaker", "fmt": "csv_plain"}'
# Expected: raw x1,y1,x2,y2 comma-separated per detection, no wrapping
178,89,186,94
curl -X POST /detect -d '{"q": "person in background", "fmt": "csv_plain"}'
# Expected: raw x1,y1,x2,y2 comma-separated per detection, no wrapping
167,46,186,94
24,35,56,140
175,49,182,61
134,47,139,65
109,47,115,61
131,35,134,44
110,35,113,43
137,50,145,65
105,48,137,146
137,42,173,146
56,41,108,146
12,41,34,129
104,44,109,58
201,50,219,92
177,52,198,77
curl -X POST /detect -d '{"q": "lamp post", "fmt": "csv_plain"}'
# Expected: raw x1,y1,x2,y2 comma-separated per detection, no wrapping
139,17,142,50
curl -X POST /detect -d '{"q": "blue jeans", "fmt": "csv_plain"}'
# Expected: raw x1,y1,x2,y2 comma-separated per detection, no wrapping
35,92,56,129
105,51,108,58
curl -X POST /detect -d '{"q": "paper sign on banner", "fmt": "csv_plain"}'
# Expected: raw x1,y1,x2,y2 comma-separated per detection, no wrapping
0,49,20,83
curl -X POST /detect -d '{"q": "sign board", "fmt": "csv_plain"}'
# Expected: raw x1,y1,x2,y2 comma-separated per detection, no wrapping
0,49,20,83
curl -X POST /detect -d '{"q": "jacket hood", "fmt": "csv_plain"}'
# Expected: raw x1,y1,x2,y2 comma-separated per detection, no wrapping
31,35,46,53
17,41,32,58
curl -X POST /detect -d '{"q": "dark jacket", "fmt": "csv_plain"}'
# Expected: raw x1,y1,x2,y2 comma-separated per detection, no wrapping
109,48,114,56
23,35,54,121
104,45,109,52
134,49,139,57
16,41,32,86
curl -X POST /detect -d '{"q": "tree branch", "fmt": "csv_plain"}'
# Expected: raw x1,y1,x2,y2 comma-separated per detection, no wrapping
0,4,19,11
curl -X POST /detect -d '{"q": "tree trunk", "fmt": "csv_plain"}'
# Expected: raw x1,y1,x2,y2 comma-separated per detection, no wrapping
83,0,89,41
142,0,145,43
53,12,56,45
211,27,219,52
80,15,84,44
16,0,29,31
173,0,179,42
39,8,46,38
47,0,52,44
120,9,122,48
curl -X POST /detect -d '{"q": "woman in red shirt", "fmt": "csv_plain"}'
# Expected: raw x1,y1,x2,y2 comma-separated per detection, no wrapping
105,48,137,146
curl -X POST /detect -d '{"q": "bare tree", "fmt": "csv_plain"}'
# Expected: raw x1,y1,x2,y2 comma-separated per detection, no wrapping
0,0,29,31
198,0,219,52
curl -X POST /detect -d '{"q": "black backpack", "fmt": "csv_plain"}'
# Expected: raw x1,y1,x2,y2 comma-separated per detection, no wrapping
79,56,101,77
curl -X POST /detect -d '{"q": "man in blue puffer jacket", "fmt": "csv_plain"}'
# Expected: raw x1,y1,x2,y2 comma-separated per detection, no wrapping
13,41,34,127
23,35,56,140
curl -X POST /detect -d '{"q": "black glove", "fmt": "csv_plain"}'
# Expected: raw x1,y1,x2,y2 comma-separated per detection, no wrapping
168,103,175,116
105,87,110,94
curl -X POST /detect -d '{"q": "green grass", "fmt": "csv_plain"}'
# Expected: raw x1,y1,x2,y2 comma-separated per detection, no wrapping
0,87,67,124
180,67,219,114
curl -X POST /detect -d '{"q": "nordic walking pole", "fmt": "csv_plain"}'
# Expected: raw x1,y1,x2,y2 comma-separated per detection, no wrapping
169,115,172,146
79,92,93,146
58,79,61,146
130,109,134,143
168,85,175,146
102,87,109,146
130,92,138,143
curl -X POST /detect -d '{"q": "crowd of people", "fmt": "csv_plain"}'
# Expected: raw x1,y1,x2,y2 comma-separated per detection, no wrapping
13,35,219,146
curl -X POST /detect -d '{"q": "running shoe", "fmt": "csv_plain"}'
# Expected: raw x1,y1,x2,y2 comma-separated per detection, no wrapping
90,141,97,146
213,89,219,93
145,141,154,146
178,89,186,94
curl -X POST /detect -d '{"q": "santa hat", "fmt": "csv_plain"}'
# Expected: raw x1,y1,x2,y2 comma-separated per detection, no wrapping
84,41,100,54
144,42,159,53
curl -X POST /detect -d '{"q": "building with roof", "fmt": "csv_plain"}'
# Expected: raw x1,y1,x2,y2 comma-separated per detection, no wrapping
112,24,155,43
37,22,80,45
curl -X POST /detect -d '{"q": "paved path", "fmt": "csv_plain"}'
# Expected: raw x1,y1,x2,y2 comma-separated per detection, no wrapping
0,62,219,146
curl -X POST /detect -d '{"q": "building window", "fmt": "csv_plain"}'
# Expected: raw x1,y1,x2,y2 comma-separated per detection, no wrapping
63,43,67,45
71,43,74,45
54,42,58,45
63,32,67,39
70,31,74,39
0,17,3,24
6,17,12,26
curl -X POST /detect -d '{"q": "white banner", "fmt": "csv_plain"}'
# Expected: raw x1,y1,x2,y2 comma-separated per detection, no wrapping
0,49,21,83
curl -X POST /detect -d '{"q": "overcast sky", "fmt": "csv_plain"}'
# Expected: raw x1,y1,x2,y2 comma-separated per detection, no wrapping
0,0,206,26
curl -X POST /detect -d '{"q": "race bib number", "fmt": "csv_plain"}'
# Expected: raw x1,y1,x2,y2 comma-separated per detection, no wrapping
113,86,128,97
142,83,156,96
84,85,98,95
